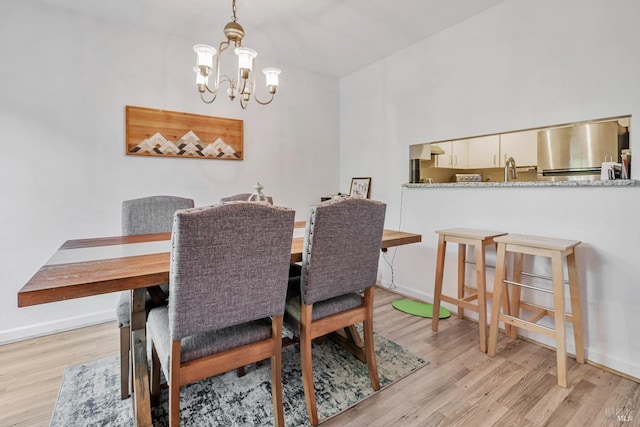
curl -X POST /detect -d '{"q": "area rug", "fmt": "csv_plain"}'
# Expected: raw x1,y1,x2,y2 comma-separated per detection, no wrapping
51,333,426,426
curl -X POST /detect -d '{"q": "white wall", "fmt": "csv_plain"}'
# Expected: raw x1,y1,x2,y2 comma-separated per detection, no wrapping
0,1,339,342
340,0,640,378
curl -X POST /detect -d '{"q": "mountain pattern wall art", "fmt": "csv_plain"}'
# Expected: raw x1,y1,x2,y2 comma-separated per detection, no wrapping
126,106,243,160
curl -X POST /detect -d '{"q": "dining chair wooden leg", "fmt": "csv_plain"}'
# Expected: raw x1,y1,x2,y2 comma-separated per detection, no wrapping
271,316,285,427
363,287,380,390
169,340,181,427
150,342,160,407
300,303,319,426
119,326,130,400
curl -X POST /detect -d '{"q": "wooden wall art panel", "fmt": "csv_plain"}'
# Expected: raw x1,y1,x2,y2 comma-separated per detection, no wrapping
125,106,243,160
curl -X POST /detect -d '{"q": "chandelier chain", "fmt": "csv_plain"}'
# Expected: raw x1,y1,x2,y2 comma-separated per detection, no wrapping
231,0,238,22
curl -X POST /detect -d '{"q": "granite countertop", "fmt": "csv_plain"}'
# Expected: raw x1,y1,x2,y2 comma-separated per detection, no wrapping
403,180,638,188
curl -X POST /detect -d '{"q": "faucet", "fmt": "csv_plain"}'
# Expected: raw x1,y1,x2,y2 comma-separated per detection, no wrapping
504,157,518,182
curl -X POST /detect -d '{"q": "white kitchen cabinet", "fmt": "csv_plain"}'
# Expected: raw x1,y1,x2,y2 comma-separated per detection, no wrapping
500,130,538,167
431,141,468,168
451,139,468,169
466,135,500,169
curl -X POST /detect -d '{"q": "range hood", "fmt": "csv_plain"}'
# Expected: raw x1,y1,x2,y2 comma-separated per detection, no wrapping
409,144,445,159
409,143,444,183
430,144,445,155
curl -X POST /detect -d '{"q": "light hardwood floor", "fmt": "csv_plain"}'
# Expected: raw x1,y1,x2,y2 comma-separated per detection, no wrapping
1,288,637,426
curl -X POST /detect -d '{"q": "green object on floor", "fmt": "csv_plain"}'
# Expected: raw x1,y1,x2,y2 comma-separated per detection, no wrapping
392,299,451,319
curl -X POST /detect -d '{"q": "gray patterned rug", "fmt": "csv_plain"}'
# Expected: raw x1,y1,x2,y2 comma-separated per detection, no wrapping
51,333,426,426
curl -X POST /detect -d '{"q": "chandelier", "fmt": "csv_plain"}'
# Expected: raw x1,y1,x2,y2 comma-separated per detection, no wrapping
192,0,281,109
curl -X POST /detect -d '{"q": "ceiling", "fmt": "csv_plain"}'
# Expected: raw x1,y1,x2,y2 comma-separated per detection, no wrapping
39,0,505,77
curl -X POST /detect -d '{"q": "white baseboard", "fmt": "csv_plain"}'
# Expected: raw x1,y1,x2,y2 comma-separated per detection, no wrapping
0,310,116,345
378,279,433,303
587,349,640,381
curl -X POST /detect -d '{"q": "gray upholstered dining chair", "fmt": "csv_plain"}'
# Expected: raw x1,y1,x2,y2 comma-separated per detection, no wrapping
116,195,194,399
220,192,303,376
147,202,295,427
284,197,386,426
221,192,301,284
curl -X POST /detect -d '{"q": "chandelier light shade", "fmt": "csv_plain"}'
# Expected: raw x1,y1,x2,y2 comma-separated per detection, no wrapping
193,66,208,86
193,0,281,109
262,68,281,89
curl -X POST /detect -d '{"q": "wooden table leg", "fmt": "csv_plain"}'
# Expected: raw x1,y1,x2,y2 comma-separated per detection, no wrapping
345,324,364,348
131,288,152,427
328,325,367,362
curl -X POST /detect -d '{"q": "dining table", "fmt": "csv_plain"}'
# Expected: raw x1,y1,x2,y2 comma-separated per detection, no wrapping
17,221,422,427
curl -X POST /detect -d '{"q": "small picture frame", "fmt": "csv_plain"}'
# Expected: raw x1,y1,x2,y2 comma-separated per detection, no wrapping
349,177,372,199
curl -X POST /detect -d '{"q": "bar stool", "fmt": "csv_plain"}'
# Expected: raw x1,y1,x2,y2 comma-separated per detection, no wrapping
432,228,508,353
487,234,585,387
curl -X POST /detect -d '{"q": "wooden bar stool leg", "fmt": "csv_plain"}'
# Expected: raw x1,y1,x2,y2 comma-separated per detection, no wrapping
501,269,511,338
502,246,512,324
509,252,523,339
457,244,466,319
432,235,446,331
551,252,568,387
487,242,507,356
567,249,585,364
475,243,488,352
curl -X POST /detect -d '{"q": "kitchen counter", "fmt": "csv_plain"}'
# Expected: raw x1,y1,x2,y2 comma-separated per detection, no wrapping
404,179,638,188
